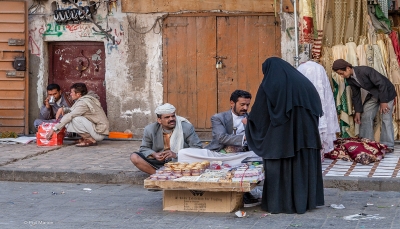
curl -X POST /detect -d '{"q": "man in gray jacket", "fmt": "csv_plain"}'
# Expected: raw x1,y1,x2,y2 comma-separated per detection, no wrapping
178,90,261,207
130,103,202,175
34,84,72,129
178,90,258,166
333,59,397,151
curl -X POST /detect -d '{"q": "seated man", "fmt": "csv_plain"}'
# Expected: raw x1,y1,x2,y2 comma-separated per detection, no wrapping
34,83,72,129
179,90,259,165
130,103,203,175
45,83,109,147
178,90,261,207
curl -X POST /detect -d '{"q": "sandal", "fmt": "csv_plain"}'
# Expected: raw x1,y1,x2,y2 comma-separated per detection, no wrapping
74,138,85,144
76,139,97,147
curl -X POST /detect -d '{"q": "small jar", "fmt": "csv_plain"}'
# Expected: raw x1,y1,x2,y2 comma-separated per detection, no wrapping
195,167,204,174
168,175,177,180
164,168,172,173
182,169,191,176
157,175,167,181
173,168,182,174
149,175,158,180
191,168,200,174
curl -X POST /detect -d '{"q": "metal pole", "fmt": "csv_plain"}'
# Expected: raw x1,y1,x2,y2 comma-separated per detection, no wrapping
293,0,299,67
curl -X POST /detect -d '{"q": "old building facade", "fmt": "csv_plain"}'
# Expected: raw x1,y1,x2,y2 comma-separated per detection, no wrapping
6,0,297,136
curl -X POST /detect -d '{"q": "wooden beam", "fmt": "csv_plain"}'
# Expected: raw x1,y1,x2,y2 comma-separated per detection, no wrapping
122,0,294,13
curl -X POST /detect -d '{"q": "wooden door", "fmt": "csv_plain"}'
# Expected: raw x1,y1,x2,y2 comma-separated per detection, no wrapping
163,15,281,130
216,16,281,111
48,42,107,113
163,17,217,129
0,1,29,134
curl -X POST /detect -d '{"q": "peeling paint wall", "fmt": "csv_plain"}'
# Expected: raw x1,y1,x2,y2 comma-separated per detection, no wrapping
280,12,309,66
107,13,164,135
27,1,297,136
27,0,164,136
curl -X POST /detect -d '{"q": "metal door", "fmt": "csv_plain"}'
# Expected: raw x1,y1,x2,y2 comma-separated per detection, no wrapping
0,1,29,134
163,15,281,130
48,42,107,113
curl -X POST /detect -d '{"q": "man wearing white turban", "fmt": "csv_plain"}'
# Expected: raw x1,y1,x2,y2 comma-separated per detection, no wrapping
130,103,203,175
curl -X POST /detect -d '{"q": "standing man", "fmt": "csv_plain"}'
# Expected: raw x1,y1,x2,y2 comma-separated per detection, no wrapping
130,103,203,175
332,59,397,152
34,83,72,129
178,90,258,166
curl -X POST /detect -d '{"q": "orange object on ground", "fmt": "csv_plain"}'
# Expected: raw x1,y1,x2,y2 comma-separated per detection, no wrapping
36,123,66,146
108,132,133,139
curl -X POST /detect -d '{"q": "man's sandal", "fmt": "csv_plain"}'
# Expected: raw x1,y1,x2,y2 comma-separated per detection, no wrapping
74,138,85,144
76,139,97,147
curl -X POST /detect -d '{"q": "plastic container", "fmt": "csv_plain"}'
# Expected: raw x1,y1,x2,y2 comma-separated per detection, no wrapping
108,132,133,139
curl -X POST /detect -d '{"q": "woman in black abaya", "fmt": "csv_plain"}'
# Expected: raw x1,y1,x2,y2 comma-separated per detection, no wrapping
245,57,325,214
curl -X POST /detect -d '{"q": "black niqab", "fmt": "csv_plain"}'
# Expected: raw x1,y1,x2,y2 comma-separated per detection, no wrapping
246,57,323,159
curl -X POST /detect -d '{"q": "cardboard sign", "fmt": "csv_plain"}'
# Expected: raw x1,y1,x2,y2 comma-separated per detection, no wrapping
36,123,65,146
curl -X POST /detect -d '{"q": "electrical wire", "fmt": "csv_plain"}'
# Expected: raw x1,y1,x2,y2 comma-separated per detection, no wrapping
28,0,45,15
127,14,169,34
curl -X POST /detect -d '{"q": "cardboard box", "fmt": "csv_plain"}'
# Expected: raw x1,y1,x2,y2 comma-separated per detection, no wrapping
36,123,65,146
163,190,243,213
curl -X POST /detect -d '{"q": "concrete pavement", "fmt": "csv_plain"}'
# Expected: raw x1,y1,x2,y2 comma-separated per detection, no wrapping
1,181,399,228
0,139,400,191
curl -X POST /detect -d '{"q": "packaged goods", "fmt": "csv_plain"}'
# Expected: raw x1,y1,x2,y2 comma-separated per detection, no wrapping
36,123,65,146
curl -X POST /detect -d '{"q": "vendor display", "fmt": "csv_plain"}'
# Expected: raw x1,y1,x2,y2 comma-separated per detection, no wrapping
147,160,264,183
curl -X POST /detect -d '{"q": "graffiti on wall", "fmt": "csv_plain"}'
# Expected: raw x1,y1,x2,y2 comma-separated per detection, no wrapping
41,22,66,37
39,21,124,52
65,24,94,37
28,27,41,56
106,23,124,54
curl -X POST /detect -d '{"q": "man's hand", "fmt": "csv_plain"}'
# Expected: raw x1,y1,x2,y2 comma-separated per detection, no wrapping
152,152,166,162
46,129,54,140
161,150,177,160
242,117,247,125
44,96,51,109
354,112,361,124
380,103,390,114
55,108,64,120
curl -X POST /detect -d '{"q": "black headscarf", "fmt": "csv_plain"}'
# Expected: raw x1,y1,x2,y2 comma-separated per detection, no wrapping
261,57,323,126
246,57,323,159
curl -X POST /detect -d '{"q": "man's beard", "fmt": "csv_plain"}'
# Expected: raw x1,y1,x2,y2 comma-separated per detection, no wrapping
233,104,246,116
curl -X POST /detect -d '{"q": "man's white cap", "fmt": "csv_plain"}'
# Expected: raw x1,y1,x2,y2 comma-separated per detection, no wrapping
155,103,176,115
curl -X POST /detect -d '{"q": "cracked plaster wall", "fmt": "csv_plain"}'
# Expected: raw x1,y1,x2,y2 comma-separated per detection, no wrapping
27,0,297,136
27,1,163,136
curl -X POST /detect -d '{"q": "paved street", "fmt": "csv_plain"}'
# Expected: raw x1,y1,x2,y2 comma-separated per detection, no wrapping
1,140,400,191
0,181,399,229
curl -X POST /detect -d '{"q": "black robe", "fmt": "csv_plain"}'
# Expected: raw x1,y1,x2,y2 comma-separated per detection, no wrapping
246,57,325,214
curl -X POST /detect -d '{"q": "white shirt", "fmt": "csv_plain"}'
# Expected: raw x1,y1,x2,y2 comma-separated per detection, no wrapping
231,111,246,146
